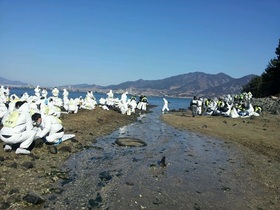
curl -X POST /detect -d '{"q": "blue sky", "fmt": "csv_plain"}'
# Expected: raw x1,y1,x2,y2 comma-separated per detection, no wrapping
0,0,279,87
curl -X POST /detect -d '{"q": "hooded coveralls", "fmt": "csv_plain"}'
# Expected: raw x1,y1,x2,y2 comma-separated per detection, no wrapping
0,105,35,149
137,96,148,111
37,114,64,143
162,98,169,112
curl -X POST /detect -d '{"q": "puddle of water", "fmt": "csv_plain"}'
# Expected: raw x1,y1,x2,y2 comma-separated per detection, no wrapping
45,109,276,209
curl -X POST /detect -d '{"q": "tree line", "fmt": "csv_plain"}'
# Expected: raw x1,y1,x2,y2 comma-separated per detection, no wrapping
242,39,280,97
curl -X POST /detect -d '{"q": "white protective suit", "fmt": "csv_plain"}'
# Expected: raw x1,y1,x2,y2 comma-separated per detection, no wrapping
34,85,41,99
37,114,64,143
82,96,96,110
69,98,79,113
41,88,48,98
106,90,114,106
0,103,36,153
121,92,128,104
52,87,59,97
197,98,203,115
128,98,137,113
162,98,169,113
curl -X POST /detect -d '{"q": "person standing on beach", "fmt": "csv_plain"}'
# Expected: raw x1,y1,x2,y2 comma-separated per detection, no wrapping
34,85,41,99
197,97,203,115
106,90,114,107
137,95,148,112
162,98,169,113
41,88,48,98
190,96,198,117
52,87,59,97
0,101,36,154
121,91,128,104
50,87,63,107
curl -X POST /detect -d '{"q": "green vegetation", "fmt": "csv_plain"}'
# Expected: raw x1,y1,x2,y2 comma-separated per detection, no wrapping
243,39,280,97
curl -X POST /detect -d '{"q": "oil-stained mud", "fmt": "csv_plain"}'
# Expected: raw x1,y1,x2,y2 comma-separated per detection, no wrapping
44,109,279,210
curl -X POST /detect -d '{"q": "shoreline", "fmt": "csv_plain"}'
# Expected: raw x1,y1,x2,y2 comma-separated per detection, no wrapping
161,110,280,161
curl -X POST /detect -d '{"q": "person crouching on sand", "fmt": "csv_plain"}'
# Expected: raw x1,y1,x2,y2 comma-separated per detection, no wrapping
32,112,64,146
0,101,36,154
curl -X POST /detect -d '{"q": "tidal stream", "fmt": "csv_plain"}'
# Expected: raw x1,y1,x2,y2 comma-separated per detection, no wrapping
46,108,274,209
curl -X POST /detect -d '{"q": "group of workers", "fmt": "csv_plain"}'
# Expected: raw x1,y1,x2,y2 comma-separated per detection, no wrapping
0,100,64,154
0,86,149,155
190,92,262,118
1,84,264,154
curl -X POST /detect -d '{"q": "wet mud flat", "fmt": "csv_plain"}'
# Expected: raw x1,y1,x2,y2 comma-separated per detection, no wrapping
44,111,280,210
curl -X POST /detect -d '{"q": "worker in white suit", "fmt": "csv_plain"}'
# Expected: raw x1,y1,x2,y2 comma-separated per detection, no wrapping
32,112,64,145
162,98,169,113
0,101,36,154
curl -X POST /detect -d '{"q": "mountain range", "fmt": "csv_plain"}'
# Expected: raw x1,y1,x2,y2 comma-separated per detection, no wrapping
0,72,256,98
0,76,30,87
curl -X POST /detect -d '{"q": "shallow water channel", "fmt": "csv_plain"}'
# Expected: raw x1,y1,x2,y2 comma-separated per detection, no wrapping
46,108,274,209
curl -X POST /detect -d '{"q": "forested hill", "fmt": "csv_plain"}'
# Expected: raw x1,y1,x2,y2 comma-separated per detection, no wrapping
99,72,256,97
